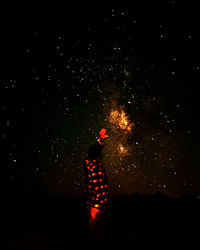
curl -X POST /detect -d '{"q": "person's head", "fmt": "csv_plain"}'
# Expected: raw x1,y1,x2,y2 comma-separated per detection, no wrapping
88,144,102,160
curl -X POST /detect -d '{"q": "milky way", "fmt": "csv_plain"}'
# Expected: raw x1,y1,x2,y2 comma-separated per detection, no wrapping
2,2,200,198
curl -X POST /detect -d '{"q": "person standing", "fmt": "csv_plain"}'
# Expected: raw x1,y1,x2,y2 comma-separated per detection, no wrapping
84,128,109,242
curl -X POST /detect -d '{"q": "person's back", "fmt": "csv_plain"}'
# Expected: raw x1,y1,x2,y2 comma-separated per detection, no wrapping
84,128,109,240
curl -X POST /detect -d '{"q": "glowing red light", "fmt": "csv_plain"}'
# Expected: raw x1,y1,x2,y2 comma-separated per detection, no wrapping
90,207,100,223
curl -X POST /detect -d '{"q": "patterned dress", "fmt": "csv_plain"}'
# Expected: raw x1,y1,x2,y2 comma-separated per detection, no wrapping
84,139,109,210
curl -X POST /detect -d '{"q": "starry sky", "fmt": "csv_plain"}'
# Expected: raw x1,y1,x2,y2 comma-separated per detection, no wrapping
2,0,200,197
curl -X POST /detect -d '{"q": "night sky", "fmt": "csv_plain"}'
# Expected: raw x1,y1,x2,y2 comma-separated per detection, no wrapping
2,0,200,198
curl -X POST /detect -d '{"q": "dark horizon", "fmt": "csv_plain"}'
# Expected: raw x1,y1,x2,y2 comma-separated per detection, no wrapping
3,189,200,249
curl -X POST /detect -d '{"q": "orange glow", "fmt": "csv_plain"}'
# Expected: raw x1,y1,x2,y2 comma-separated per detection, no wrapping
118,143,128,155
110,108,134,133
90,207,100,223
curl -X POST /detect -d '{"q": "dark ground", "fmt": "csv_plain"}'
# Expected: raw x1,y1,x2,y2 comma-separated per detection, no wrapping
2,192,200,250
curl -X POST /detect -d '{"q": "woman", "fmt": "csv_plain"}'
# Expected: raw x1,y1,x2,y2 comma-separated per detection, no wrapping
84,128,109,224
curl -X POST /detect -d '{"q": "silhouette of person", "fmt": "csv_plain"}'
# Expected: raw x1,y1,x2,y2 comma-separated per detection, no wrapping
84,128,109,226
